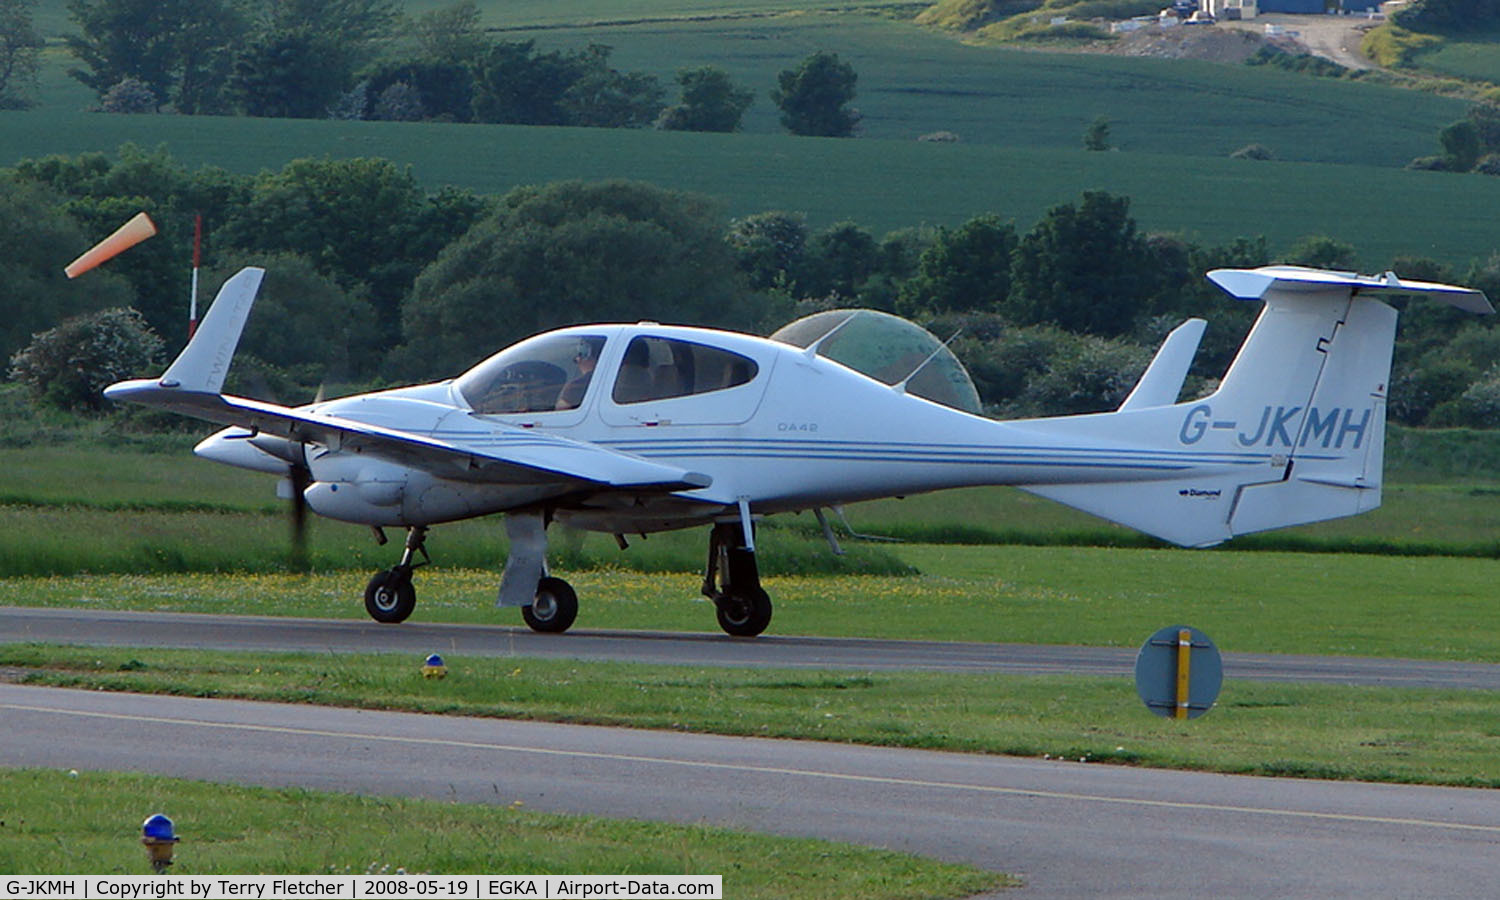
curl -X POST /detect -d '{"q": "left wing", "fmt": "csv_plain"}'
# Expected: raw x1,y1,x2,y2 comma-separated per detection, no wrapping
105,267,711,494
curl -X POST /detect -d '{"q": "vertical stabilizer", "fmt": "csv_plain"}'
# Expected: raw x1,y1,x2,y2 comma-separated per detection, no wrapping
159,267,264,394
1021,266,1490,546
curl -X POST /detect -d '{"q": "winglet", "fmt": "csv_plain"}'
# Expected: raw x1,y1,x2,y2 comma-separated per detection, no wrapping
158,267,264,393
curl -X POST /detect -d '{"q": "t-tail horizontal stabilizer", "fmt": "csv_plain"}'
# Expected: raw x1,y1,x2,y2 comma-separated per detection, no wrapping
1023,265,1492,547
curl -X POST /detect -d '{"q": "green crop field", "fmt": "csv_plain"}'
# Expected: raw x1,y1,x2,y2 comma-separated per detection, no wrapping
1408,29,1500,83
12,4,1497,265
6,113,1500,265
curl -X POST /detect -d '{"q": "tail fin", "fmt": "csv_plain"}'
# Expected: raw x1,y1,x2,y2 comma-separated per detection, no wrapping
1023,266,1491,547
104,267,264,417
1118,317,1205,411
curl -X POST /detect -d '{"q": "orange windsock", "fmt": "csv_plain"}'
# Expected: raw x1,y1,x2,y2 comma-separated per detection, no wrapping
64,212,158,279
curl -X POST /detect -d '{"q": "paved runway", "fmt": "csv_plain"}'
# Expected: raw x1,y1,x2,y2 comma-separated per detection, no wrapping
5,606,1500,896
2,684,1498,898
5,605,1500,689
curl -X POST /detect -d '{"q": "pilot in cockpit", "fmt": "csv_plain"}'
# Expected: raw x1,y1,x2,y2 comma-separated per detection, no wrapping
555,339,599,410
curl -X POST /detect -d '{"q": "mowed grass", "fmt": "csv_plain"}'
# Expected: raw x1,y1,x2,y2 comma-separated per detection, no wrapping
0,769,1007,895
8,645,1500,787
9,542,1500,661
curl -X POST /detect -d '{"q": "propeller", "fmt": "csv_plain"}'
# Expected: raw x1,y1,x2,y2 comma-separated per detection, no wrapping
287,456,311,573
253,432,313,573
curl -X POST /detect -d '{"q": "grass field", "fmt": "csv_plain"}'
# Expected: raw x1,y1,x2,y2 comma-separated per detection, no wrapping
0,769,1005,894
7,113,1500,265
13,6,1498,267
8,539,1500,660
6,646,1500,787
1407,28,1500,83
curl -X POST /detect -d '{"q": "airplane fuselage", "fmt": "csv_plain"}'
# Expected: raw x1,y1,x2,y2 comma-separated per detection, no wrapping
197,322,1273,535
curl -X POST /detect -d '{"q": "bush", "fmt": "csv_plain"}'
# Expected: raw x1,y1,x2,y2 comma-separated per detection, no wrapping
98,78,159,114
1407,154,1453,171
8,308,164,412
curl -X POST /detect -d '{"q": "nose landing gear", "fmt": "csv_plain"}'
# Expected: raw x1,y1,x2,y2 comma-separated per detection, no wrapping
364,526,428,623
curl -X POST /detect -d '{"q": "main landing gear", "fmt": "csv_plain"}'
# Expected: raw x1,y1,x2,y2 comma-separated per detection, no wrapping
362,518,773,639
703,521,772,637
522,575,578,633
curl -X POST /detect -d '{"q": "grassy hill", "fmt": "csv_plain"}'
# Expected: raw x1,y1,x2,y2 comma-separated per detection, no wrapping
9,3,1497,266
6,107,1500,266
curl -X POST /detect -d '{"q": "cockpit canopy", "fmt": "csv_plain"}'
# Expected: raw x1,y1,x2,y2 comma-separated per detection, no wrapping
770,309,982,414
454,330,761,415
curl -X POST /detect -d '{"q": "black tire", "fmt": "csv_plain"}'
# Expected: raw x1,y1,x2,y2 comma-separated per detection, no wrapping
715,587,772,637
523,576,578,633
364,569,416,624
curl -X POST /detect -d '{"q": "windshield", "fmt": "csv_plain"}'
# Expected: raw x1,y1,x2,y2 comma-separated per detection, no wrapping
455,333,607,414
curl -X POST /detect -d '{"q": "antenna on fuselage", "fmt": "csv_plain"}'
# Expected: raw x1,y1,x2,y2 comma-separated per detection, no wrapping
803,309,862,360
891,328,964,396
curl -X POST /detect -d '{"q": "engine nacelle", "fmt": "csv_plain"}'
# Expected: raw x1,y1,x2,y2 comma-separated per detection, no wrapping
303,451,494,526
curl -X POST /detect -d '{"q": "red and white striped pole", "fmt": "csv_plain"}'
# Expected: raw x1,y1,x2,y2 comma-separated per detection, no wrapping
188,213,202,338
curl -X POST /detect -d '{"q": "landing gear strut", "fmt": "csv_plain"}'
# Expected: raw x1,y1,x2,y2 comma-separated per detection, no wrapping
703,521,772,637
364,526,428,624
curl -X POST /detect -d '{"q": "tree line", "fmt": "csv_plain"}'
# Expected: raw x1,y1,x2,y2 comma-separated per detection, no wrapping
7,145,1500,428
0,0,861,137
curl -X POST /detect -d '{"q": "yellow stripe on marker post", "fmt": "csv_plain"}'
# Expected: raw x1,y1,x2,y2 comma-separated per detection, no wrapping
1175,628,1192,720
64,212,157,278
1134,624,1222,720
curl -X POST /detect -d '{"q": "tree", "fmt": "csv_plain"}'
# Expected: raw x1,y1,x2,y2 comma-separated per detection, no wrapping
1007,192,1155,337
65,0,246,113
0,179,136,363
203,251,379,382
657,66,753,133
471,41,660,128
1083,116,1111,151
1440,120,1482,172
395,180,764,377
9,307,163,412
228,26,351,118
797,222,878,300
897,214,1017,315
560,51,663,128
726,211,808,292
219,157,486,345
471,40,590,125
1285,234,1357,270
358,59,474,122
12,144,255,342
771,51,860,138
0,0,42,109
413,0,488,64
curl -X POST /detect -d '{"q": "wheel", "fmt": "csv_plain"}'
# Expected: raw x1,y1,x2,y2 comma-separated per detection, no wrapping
523,576,578,633
715,587,772,637
364,569,415,624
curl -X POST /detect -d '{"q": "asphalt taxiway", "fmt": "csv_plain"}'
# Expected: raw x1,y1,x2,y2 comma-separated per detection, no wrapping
2,684,1498,898
4,605,1500,690
3,606,1499,896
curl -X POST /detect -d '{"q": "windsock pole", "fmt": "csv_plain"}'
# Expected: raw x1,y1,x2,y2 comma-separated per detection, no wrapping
189,213,202,338
63,212,157,279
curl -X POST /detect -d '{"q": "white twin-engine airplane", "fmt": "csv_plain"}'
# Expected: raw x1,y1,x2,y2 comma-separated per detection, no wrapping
106,265,1490,637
